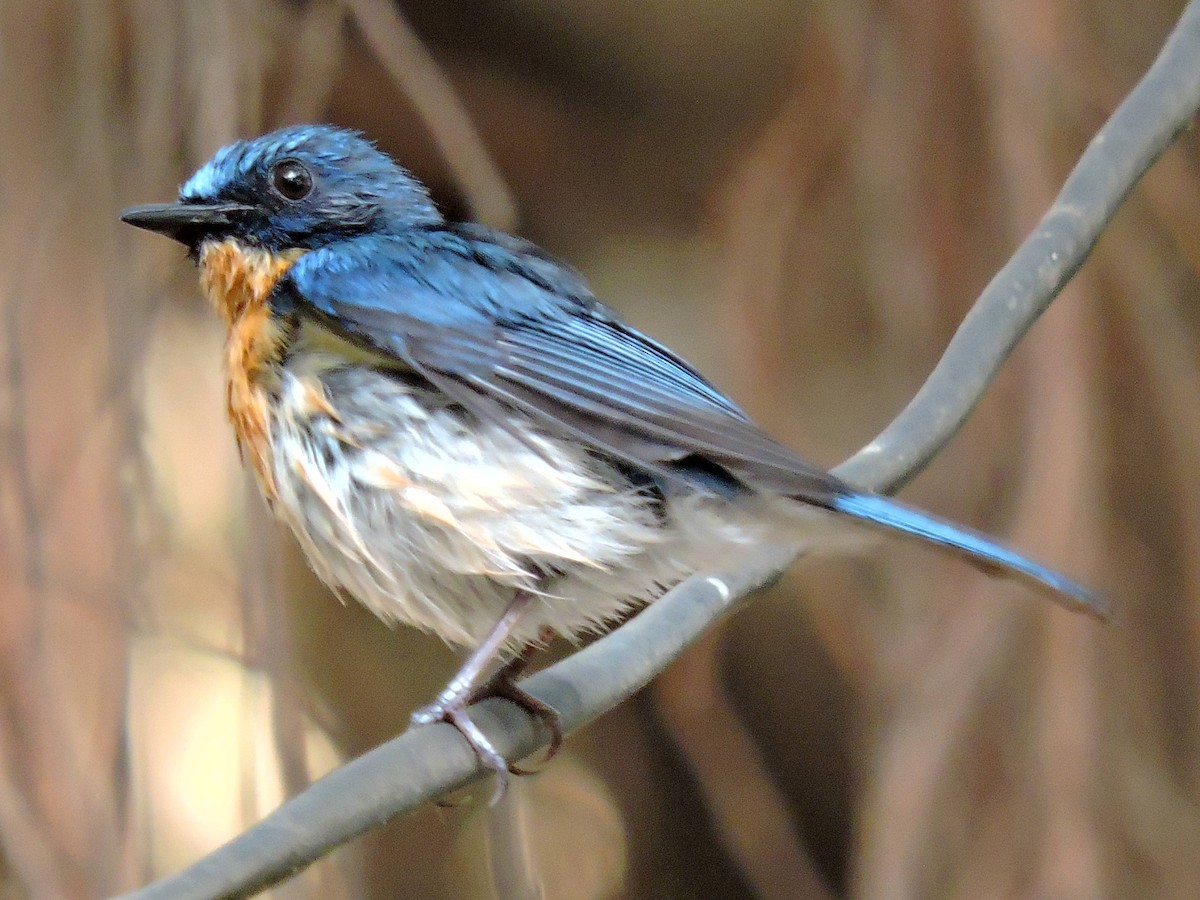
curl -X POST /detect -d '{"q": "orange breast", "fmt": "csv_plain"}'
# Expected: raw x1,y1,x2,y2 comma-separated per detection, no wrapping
198,240,306,501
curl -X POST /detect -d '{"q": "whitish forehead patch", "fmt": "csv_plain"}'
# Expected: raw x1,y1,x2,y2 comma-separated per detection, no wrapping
180,142,257,200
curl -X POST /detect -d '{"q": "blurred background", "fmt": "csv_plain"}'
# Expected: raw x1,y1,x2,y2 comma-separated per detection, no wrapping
1,0,1198,897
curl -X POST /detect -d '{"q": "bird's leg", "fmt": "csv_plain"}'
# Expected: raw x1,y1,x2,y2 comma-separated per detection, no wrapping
410,589,538,800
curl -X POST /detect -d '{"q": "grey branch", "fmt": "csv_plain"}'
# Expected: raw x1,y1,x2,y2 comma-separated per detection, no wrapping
116,2,1200,898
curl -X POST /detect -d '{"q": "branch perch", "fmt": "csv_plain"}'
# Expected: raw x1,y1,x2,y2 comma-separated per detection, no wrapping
117,2,1200,897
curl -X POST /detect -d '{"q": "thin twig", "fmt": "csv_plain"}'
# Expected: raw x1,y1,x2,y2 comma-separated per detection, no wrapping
486,780,546,900
834,0,1200,495
341,0,518,230
653,631,836,900
119,548,793,900
114,2,1200,897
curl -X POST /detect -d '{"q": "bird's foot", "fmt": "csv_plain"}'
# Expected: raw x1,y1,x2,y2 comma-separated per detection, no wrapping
411,668,563,802
473,668,562,776
412,689,512,804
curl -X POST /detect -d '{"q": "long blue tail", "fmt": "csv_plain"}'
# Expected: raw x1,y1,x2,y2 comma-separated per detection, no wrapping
829,492,1109,620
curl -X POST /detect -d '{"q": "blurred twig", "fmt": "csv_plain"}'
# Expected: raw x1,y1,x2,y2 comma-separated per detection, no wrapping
119,547,795,900
971,3,1107,894
654,24,854,896
486,780,546,900
341,0,518,229
115,2,1200,897
653,630,835,900
276,0,348,125
859,3,1111,894
0,738,73,900
834,0,1200,495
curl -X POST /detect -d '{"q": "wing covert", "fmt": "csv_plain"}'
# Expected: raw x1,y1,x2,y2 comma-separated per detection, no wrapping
279,227,848,504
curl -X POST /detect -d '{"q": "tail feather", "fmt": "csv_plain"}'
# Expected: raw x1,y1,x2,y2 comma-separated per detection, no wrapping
829,492,1109,620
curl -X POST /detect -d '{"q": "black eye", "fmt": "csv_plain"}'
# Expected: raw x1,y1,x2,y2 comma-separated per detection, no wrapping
270,159,313,201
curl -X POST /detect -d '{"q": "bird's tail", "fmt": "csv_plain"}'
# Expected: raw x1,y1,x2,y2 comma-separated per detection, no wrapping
827,491,1109,621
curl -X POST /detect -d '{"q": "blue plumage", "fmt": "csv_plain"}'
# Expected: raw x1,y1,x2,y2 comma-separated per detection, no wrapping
121,124,1108,790
180,126,441,250
830,493,1106,617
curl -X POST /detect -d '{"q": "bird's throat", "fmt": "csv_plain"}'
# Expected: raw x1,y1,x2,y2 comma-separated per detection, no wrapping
198,238,304,326
198,239,306,500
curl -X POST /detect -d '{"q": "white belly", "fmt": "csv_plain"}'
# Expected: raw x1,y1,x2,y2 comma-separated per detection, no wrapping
266,357,766,649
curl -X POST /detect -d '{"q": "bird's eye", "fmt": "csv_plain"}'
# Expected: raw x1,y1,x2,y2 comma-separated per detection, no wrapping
270,160,313,201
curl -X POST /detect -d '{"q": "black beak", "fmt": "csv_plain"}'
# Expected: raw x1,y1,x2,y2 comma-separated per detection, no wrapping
119,201,255,244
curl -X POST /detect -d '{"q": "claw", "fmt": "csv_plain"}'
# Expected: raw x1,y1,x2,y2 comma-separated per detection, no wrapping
478,674,562,775
413,669,563,802
447,707,510,804
413,694,510,805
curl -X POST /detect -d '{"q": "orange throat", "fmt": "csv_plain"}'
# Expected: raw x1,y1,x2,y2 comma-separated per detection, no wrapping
198,239,305,501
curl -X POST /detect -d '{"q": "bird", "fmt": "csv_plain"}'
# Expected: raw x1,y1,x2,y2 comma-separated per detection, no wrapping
120,124,1107,793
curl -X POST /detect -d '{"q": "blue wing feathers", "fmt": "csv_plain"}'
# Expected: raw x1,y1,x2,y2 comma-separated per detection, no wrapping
289,233,744,416
286,231,781,454
278,225,1108,619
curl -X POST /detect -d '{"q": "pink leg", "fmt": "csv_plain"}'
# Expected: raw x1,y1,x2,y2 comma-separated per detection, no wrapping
410,590,541,801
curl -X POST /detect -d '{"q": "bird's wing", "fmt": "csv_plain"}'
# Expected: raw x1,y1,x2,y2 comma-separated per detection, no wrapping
276,228,1108,619
278,228,849,504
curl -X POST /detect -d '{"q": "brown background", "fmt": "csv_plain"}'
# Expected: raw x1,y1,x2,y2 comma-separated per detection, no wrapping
0,1,1197,897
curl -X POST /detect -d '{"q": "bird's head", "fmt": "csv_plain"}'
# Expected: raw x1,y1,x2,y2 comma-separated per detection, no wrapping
120,124,442,254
